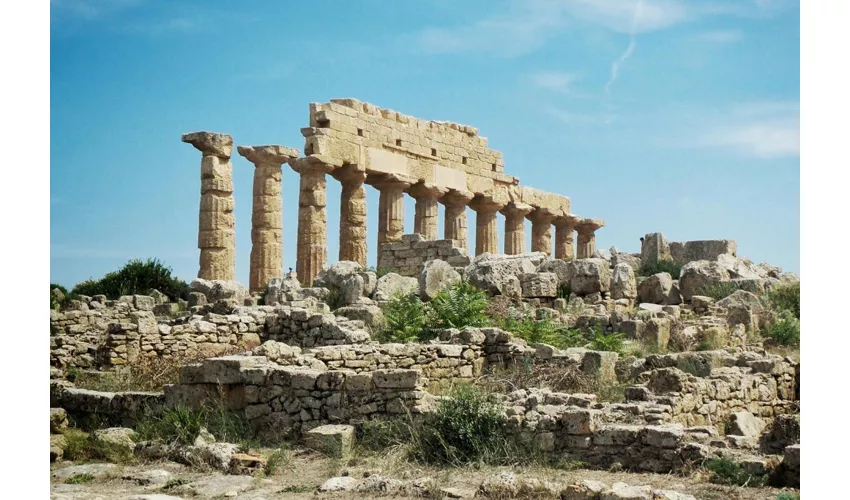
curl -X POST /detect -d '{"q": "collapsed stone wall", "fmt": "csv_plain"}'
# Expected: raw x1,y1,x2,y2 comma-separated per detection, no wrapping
378,234,471,276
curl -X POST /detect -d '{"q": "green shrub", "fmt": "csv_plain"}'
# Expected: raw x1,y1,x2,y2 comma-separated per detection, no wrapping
70,258,188,301
51,283,69,295
586,329,625,354
359,418,418,452
705,458,767,487
768,282,800,319
65,473,94,484
498,315,584,349
763,311,800,346
60,427,134,463
163,477,190,490
639,259,682,278
134,403,254,446
377,292,429,342
427,280,489,331
324,287,345,310
701,281,743,300
415,384,511,466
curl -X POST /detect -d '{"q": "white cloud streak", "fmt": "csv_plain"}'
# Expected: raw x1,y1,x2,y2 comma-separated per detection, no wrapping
604,0,644,96
696,101,800,158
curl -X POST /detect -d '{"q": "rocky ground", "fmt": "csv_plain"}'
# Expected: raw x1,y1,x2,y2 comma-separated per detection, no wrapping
50,446,798,500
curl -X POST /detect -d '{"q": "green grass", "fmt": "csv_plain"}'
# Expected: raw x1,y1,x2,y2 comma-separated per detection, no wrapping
61,428,134,463
768,282,800,319
134,403,255,446
163,477,190,490
65,473,94,484
705,458,767,487
763,311,800,347
638,259,682,278
776,493,800,500
265,448,293,475
279,485,314,493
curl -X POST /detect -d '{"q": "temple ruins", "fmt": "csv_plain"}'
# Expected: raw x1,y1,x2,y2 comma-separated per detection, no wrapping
183,98,605,288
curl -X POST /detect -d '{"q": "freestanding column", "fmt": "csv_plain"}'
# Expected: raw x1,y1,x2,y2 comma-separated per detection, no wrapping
441,189,474,250
576,218,605,259
290,158,335,286
408,182,447,240
182,132,235,281
237,145,300,293
527,208,557,256
500,202,533,255
331,165,368,266
470,197,505,256
553,213,581,261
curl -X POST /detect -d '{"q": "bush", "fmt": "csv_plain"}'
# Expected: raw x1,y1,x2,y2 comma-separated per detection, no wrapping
498,315,584,349
415,385,511,466
639,259,682,278
134,403,254,446
70,258,188,301
264,448,293,475
65,473,94,484
705,458,767,487
377,292,429,342
701,281,743,300
763,311,800,347
586,329,625,354
768,282,800,319
427,280,489,331
61,427,134,463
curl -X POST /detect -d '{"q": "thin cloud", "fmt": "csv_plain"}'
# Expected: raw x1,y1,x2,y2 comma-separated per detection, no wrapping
604,0,645,96
696,101,800,158
530,71,580,92
566,0,689,34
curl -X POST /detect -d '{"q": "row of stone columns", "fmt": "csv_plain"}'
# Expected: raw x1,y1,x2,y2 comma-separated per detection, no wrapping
185,133,604,289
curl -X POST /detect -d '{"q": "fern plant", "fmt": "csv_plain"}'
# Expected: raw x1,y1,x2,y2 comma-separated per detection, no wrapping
378,292,428,342
427,280,489,332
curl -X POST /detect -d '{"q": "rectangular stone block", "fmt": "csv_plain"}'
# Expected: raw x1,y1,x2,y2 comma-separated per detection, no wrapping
372,369,421,389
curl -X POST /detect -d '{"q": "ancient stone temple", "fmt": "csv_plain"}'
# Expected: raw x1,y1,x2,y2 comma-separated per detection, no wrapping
185,98,605,288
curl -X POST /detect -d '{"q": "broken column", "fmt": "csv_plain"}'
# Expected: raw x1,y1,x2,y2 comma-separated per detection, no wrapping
527,207,556,255
237,145,299,293
470,196,505,256
182,131,235,281
553,213,581,261
291,157,336,286
332,165,368,266
408,182,446,241
441,189,474,250
576,218,605,259
501,202,533,255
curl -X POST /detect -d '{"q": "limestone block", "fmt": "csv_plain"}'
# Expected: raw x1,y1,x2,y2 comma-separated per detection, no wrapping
372,369,420,389
563,480,608,499
91,427,136,455
670,239,737,263
464,253,540,295
610,263,637,300
640,232,671,266
678,261,731,301
419,259,461,300
374,273,419,302
727,410,766,437
637,273,672,304
519,272,558,298
568,258,612,295
50,407,68,434
304,424,355,459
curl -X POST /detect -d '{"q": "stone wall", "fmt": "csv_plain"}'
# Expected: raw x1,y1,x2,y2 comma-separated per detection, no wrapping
378,234,471,276
669,240,737,263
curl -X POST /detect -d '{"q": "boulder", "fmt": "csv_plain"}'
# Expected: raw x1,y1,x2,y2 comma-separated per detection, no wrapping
91,427,136,455
642,318,671,351
314,261,363,289
52,463,120,482
563,480,608,500
637,273,672,305
188,279,248,303
463,253,543,295
641,232,671,266
717,254,762,280
335,304,385,331
519,272,559,298
50,434,66,462
569,258,612,295
50,407,68,434
610,263,637,300
175,442,240,471
149,289,169,304
340,274,365,305
678,260,730,301
304,424,355,459
419,259,461,300
727,410,766,437
536,259,573,287
374,273,419,302
319,476,361,492
252,341,302,364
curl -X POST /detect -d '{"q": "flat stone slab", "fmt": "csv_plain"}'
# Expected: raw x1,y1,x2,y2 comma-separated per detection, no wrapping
52,463,120,482
174,474,255,498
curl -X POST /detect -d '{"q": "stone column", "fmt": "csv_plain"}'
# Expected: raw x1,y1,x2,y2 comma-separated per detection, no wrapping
290,158,336,286
527,208,557,256
469,197,505,256
237,145,300,293
331,165,368,266
369,174,415,251
182,131,235,281
408,182,447,241
441,189,474,250
500,202,533,255
553,213,581,261
576,218,605,259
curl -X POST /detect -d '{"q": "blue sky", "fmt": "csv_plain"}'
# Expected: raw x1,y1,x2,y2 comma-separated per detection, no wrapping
50,0,800,288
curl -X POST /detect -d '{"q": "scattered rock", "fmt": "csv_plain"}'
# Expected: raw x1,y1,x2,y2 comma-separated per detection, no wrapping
374,273,419,302
319,476,361,492
727,410,766,437
304,424,355,459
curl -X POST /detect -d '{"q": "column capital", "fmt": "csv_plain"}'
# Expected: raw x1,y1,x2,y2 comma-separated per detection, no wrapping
441,188,475,207
365,172,417,191
289,156,337,176
527,206,557,223
576,217,605,234
237,145,300,167
182,131,233,158
469,195,506,213
330,164,367,184
500,202,534,218
553,213,582,228
408,181,448,200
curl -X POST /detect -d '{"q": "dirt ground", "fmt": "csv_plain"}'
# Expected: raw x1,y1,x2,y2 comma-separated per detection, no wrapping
50,445,799,500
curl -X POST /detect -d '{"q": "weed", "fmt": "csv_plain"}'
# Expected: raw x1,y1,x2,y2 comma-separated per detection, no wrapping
705,458,767,487
701,281,743,300
324,287,345,310
265,448,293,475
776,493,800,500
134,403,254,446
639,259,682,278
377,292,428,342
763,311,800,347
163,477,190,490
767,282,800,319
586,328,625,354
65,473,94,484
279,485,314,493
